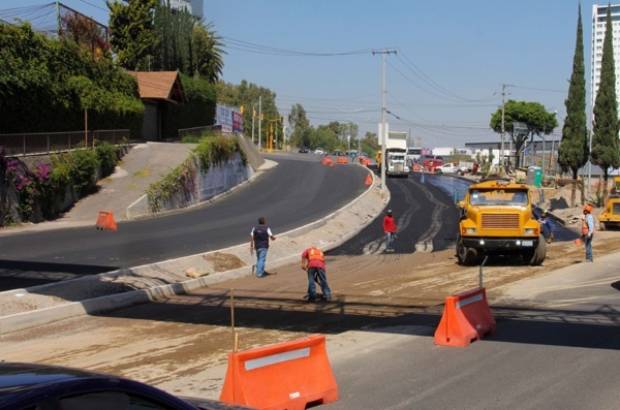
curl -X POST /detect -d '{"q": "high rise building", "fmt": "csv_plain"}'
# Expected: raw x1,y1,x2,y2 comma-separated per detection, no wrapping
591,4,620,110
165,0,203,19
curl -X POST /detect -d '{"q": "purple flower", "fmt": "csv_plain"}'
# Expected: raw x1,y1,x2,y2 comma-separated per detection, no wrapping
35,163,51,182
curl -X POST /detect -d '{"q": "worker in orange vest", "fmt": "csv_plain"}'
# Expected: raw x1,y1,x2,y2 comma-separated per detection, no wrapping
582,204,595,262
301,246,332,302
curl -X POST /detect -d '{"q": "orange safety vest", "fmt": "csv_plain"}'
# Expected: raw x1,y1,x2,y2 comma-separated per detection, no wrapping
307,247,325,263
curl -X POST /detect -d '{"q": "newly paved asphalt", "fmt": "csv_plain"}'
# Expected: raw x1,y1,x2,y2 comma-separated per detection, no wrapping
330,173,462,255
0,154,367,289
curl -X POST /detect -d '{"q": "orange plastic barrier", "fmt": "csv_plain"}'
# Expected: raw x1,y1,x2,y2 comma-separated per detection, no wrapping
364,174,373,186
336,156,348,165
95,211,118,231
321,157,333,166
434,287,495,347
220,334,339,410
412,163,422,172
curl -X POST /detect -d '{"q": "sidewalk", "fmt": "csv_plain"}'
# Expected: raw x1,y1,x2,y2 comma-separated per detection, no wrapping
0,142,194,235
63,142,195,223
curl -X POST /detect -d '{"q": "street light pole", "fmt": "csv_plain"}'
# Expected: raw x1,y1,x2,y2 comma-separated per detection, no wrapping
373,49,397,191
258,95,262,151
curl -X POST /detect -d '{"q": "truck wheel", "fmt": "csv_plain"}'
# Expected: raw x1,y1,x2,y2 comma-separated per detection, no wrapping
456,236,479,266
529,235,546,266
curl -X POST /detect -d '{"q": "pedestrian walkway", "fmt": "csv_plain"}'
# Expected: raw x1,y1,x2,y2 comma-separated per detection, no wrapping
63,142,194,223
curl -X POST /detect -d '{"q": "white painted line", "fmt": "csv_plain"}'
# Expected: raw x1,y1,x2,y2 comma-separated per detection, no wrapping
244,347,310,371
457,293,483,309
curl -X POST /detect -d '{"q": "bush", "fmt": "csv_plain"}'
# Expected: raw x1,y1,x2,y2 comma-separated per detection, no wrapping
161,74,216,138
69,149,100,196
146,134,244,212
96,142,118,177
194,134,244,171
0,23,144,137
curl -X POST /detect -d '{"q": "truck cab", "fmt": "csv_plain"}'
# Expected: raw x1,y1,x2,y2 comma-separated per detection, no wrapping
599,176,620,230
385,149,408,177
457,179,545,265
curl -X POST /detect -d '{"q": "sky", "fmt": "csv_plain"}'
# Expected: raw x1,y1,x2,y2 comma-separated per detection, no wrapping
0,0,606,147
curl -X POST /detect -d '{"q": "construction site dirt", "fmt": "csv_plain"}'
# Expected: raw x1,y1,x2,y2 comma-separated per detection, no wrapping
3,231,620,400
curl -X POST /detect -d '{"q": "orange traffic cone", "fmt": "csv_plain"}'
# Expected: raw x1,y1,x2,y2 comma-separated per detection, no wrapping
364,174,372,186
96,211,118,231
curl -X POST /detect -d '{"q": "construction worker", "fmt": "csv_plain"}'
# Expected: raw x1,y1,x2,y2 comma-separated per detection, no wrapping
383,209,397,252
582,204,595,262
250,216,276,277
301,246,332,302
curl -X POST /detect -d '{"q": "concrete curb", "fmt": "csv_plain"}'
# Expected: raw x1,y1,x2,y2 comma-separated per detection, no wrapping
0,163,390,334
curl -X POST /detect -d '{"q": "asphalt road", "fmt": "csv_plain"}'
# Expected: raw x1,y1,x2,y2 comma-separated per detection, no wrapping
328,254,620,410
330,173,461,255
0,154,367,289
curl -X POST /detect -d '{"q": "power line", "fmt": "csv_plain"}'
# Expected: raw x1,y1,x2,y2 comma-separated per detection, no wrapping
223,36,373,57
74,0,108,12
510,85,566,94
397,52,497,103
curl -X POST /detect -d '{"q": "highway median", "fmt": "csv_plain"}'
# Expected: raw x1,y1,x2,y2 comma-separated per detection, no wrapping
0,163,388,334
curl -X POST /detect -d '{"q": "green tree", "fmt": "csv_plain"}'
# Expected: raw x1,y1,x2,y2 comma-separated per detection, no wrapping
216,80,279,143
558,5,588,206
490,100,557,167
107,0,158,70
191,23,224,82
361,131,380,157
288,104,311,147
592,6,620,201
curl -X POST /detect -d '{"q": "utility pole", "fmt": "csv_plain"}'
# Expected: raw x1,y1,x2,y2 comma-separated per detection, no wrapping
587,125,593,200
56,1,61,37
500,83,507,167
373,49,397,191
251,104,255,144
258,95,262,151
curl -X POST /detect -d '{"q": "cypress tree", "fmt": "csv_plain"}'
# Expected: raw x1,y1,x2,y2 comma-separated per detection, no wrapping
592,5,620,201
558,5,587,206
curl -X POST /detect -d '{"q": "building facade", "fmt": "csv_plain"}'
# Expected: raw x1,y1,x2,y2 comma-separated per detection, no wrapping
591,4,620,111
166,0,203,19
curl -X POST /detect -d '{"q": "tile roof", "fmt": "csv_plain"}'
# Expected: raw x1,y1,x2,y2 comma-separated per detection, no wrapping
127,71,184,103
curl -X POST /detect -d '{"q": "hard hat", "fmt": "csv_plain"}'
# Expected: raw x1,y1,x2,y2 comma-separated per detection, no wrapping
387,209,393,215
583,204,593,213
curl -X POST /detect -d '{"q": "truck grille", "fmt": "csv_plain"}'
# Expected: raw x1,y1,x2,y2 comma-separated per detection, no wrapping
481,214,520,229
613,204,620,215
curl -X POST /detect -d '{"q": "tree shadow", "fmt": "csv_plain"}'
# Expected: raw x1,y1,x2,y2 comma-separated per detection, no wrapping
95,288,620,351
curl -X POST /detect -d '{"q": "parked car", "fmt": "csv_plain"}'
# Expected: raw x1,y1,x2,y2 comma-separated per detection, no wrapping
298,147,309,153
314,148,325,155
0,362,249,410
437,163,457,174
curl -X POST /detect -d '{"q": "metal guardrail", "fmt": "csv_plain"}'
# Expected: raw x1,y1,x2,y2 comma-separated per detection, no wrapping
0,129,130,157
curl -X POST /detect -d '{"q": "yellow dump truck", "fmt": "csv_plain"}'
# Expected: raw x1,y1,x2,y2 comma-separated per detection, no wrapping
599,176,620,230
457,179,546,265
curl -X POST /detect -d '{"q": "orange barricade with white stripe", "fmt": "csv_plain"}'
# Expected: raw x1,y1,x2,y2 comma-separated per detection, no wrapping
336,156,348,164
220,334,339,410
434,287,495,347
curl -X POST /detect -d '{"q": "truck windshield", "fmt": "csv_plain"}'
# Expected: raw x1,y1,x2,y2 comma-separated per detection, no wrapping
470,189,528,206
389,155,405,161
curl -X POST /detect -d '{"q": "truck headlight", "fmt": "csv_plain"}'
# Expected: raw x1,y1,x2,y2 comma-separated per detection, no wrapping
466,228,476,234
525,228,537,235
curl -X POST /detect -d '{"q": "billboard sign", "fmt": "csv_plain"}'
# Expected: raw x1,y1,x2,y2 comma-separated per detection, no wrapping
216,104,243,133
